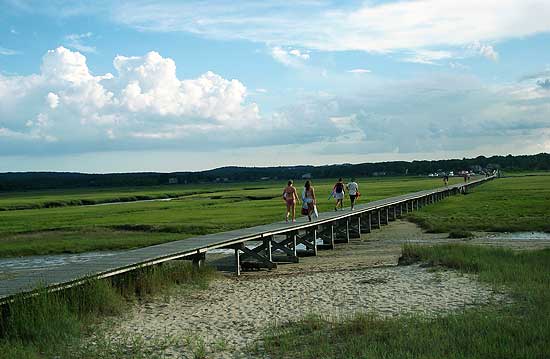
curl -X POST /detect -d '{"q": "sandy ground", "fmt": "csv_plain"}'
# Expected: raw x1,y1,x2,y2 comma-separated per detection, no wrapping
95,220,547,358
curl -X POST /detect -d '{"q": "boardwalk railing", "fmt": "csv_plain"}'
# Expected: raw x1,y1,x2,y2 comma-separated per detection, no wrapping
0,176,495,303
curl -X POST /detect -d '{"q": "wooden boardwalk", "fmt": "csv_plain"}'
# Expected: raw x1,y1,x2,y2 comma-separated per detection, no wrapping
0,176,494,303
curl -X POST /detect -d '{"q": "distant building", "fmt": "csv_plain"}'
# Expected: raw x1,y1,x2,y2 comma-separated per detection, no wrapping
168,178,178,184
372,171,386,177
301,173,312,179
260,177,270,180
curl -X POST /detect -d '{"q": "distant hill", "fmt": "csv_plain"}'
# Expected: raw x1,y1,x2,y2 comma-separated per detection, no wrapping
1,153,549,191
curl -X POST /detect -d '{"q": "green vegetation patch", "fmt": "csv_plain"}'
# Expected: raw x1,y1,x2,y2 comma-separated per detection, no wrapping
261,245,550,359
0,176,464,257
407,174,550,233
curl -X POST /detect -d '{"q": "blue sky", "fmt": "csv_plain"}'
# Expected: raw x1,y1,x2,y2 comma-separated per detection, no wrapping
1,0,550,172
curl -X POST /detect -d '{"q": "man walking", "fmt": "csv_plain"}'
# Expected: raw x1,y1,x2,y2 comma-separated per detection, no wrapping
347,178,359,211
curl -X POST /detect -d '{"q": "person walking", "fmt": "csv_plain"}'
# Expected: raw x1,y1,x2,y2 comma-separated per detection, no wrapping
443,174,449,186
347,178,359,211
282,180,299,223
302,180,316,222
332,178,345,211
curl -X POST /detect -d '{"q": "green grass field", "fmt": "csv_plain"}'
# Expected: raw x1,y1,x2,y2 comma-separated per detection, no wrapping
0,176,463,257
406,174,550,233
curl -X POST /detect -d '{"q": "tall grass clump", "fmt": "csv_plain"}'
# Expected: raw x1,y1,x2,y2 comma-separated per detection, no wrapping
262,245,550,359
0,261,217,359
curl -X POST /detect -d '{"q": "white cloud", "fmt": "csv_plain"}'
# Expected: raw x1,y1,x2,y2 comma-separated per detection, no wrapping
46,92,59,108
0,46,20,56
469,42,499,61
255,88,268,93
64,32,97,53
106,0,550,55
0,46,260,154
403,50,453,65
270,46,310,67
347,69,371,74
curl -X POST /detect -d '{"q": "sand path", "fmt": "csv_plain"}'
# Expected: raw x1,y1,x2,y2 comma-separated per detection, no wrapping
97,220,538,358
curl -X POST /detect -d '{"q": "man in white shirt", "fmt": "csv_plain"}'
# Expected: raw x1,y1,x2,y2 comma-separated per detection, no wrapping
347,178,359,210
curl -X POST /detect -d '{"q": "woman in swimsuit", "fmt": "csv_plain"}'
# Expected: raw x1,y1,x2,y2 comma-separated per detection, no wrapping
302,180,316,222
282,180,299,222
332,178,345,211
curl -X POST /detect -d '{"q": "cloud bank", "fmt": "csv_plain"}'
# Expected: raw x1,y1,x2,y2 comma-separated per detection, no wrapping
0,47,260,154
1,47,549,161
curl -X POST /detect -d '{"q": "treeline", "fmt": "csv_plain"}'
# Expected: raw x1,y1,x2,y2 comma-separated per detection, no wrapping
1,153,549,191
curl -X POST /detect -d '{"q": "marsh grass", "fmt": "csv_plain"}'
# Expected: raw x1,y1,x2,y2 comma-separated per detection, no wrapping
407,174,550,233
0,176,465,258
261,245,550,359
0,261,217,359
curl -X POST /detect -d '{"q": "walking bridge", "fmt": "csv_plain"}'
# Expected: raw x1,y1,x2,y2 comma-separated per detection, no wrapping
0,176,494,303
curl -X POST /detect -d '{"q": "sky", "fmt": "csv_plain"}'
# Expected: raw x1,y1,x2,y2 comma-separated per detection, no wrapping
1,0,550,173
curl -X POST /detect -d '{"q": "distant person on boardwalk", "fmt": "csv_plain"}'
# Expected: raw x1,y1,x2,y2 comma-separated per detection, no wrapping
347,178,359,211
302,180,316,222
463,173,468,182
282,180,299,223
332,178,345,211
443,174,449,186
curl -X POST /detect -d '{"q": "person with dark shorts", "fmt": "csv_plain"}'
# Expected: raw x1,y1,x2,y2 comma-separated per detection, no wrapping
443,174,449,186
347,178,359,211
332,178,345,211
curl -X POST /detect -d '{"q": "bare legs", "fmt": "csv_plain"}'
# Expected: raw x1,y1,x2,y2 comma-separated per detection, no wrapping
286,202,296,222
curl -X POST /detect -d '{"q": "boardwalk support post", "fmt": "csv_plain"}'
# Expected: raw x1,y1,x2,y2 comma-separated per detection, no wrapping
317,224,335,249
360,212,371,234
335,219,350,243
349,216,361,239
238,238,277,271
296,229,318,256
371,210,381,229
191,252,206,268
270,234,299,263
380,207,389,225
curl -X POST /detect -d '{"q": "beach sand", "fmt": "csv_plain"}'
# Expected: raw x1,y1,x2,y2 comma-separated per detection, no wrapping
101,221,517,358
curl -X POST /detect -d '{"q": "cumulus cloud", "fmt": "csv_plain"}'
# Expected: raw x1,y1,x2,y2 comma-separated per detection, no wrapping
270,46,310,67
469,42,499,61
46,92,59,108
0,47,260,154
2,46,550,161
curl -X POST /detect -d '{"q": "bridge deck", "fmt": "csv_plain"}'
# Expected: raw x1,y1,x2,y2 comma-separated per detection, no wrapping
0,177,494,303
